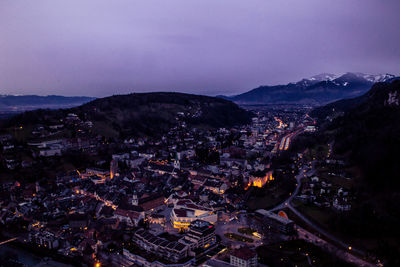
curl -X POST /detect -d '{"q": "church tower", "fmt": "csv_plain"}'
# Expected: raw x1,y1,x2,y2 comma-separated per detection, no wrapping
132,194,138,206
173,159,180,170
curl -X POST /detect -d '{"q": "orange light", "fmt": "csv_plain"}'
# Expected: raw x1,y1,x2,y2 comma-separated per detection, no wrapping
95,262,101,267
246,172,274,189
278,211,289,219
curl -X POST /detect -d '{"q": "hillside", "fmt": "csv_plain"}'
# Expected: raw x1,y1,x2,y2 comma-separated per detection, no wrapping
324,80,400,190
310,76,400,121
0,95,94,112
3,92,253,138
304,80,400,264
220,72,395,105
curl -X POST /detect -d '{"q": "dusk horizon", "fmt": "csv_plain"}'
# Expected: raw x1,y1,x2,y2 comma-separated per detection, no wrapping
1,70,399,98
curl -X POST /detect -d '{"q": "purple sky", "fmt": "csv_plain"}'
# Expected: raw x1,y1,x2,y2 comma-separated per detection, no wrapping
0,0,399,97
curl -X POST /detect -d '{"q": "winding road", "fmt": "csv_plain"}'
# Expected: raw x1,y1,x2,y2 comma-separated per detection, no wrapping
269,161,377,267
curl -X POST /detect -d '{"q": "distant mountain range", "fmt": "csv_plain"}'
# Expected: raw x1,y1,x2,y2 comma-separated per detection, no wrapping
0,95,95,113
4,92,253,138
219,72,398,105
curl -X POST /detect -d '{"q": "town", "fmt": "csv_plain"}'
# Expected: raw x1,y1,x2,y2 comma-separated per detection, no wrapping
0,103,374,267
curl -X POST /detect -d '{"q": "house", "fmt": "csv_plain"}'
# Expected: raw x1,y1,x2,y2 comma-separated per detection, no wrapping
189,175,207,186
230,247,258,267
138,193,165,213
114,208,144,227
29,230,59,249
333,197,351,212
147,162,177,175
69,213,89,228
39,145,62,157
203,179,228,194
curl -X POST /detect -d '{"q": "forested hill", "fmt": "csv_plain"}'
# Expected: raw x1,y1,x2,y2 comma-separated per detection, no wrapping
296,80,400,264
2,92,253,138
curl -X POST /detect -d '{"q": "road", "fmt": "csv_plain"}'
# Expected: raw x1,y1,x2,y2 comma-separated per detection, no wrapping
297,227,375,267
269,164,312,213
269,161,377,266
0,237,18,246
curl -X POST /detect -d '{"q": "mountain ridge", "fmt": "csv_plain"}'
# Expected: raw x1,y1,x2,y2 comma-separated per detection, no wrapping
219,72,397,105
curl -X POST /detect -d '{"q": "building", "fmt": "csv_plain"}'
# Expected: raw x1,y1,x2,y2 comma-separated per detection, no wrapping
123,248,194,267
170,199,217,230
147,162,178,175
203,179,228,194
148,214,166,226
203,259,234,267
304,125,316,132
247,170,273,189
138,193,165,213
81,168,110,180
133,229,189,263
252,209,295,234
183,220,215,250
109,159,118,179
230,247,257,267
333,197,351,211
29,230,59,249
69,213,89,229
114,208,144,227
39,145,62,157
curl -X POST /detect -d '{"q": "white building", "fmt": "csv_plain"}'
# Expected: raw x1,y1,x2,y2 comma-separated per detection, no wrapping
170,199,217,230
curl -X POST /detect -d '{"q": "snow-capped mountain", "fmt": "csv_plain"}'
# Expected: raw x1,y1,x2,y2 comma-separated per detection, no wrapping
219,72,398,105
310,73,338,81
352,73,395,83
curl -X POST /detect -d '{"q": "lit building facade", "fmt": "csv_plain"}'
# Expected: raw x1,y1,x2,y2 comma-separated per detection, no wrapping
170,199,217,230
246,170,274,189
183,220,216,250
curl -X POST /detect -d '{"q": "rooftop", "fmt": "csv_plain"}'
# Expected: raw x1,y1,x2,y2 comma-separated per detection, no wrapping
231,246,257,261
255,209,293,225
